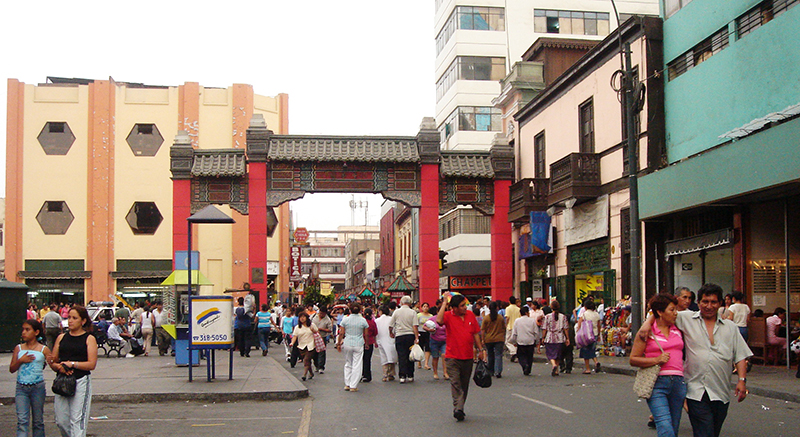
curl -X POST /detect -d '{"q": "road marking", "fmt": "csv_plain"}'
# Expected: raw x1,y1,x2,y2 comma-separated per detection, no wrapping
191,424,225,427
512,393,573,414
83,416,301,423
297,399,313,437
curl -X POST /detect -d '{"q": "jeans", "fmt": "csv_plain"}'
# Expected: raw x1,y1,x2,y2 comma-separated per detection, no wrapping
395,334,415,379
343,344,364,389
362,344,374,381
486,342,504,376
686,391,729,437
16,381,46,437
517,344,535,375
258,327,271,352
55,375,92,437
445,358,473,412
646,375,687,437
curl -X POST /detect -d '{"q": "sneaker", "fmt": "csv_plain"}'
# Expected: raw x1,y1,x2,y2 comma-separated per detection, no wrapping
454,410,465,422
399,377,407,384
319,369,324,374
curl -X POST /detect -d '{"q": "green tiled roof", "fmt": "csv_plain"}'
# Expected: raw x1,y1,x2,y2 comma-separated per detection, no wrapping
267,136,419,162
387,275,415,291
440,152,494,178
192,149,246,177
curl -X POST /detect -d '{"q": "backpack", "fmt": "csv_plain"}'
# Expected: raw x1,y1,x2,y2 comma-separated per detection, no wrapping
575,315,596,348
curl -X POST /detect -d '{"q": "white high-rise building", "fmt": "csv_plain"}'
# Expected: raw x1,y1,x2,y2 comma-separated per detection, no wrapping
434,0,660,151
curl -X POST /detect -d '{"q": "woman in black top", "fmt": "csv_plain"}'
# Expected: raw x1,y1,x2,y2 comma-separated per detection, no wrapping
49,306,98,437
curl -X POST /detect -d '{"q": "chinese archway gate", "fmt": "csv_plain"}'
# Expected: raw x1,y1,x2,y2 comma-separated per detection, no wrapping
170,116,513,305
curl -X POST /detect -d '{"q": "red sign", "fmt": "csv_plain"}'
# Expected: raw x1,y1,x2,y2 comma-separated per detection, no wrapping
449,275,491,290
294,227,309,244
289,246,302,281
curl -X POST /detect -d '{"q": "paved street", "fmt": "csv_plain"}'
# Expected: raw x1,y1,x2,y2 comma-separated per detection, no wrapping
1,349,797,436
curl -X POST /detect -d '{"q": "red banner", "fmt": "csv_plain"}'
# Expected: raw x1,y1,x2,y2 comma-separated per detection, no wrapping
290,246,302,282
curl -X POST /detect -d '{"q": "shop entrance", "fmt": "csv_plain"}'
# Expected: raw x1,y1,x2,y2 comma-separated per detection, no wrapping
672,248,734,296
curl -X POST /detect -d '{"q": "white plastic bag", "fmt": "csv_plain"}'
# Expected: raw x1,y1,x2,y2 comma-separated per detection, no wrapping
410,343,424,362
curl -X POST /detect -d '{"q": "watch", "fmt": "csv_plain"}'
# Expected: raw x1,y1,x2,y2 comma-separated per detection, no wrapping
739,377,747,382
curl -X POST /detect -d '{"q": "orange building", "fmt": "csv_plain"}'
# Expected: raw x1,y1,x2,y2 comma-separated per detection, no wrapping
5,77,290,306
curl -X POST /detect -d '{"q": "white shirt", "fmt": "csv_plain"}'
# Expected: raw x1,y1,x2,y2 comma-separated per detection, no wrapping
153,309,165,327
726,303,750,327
108,324,126,341
512,315,540,346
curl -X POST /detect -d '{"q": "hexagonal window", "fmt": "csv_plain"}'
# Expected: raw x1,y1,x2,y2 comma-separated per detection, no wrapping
126,123,164,156
126,202,163,235
36,201,74,235
37,122,76,155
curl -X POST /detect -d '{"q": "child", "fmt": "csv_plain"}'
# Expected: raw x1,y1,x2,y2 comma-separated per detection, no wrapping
9,319,50,437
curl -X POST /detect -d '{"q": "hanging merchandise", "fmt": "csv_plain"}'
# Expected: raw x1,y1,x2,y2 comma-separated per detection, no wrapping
598,302,632,357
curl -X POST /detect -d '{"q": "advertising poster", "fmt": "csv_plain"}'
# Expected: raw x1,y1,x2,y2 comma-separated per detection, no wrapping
190,296,233,347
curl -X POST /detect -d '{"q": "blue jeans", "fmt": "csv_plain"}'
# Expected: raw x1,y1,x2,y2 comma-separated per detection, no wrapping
486,342,504,376
258,327,271,351
646,375,687,437
16,381,46,437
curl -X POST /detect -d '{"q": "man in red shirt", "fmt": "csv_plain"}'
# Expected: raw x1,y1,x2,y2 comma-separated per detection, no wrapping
436,294,486,421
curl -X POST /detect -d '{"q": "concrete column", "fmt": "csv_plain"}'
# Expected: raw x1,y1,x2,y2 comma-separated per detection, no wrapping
419,163,440,305
246,115,271,305
491,179,513,301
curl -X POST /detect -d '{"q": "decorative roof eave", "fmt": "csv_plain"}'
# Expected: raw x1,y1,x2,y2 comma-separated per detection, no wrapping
440,152,494,178
191,149,247,177
266,135,420,163
387,275,415,291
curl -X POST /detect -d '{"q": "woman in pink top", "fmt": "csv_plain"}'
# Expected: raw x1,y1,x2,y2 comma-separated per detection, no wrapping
630,294,686,437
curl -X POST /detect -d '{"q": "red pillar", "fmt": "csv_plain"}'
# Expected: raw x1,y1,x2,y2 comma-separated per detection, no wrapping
172,179,192,266
249,162,268,305
419,163,440,305
491,179,513,301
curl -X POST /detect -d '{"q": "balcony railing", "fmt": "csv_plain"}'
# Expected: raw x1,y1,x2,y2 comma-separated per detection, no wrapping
548,153,601,206
508,178,550,223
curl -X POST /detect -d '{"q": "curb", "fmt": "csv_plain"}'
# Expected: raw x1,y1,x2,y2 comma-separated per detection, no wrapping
1,389,308,405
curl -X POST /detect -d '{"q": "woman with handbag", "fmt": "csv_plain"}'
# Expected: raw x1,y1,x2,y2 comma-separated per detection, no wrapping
49,305,98,437
630,294,685,437
575,299,602,374
290,312,318,381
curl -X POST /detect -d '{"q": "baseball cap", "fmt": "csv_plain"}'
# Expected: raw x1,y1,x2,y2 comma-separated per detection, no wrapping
526,297,532,302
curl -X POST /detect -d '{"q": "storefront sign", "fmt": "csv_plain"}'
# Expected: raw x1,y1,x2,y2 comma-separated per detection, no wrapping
190,296,233,347
294,227,309,244
266,261,280,276
449,275,491,290
290,246,302,281
439,276,449,290
531,279,543,294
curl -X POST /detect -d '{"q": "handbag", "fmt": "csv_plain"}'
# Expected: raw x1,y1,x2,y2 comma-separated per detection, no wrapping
633,335,664,399
52,372,77,397
313,332,326,352
575,316,596,348
473,360,492,388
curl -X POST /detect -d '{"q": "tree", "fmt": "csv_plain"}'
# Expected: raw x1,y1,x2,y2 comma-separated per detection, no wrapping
302,280,334,307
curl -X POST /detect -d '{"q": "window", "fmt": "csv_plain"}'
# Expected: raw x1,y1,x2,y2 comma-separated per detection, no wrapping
664,0,694,19
436,6,505,55
126,123,164,156
125,202,163,235
36,201,74,235
436,56,505,101
579,98,595,154
534,131,546,178
534,9,610,36
37,122,76,155
667,27,729,81
440,107,502,139
738,0,798,38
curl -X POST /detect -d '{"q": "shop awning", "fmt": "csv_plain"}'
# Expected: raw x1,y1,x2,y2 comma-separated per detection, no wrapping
359,285,374,297
160,270,214,286
665,229,733,257
18,271,92,279
110,270,172,279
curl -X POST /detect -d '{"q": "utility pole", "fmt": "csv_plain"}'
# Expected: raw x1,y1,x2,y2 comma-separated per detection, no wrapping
624,42,642,333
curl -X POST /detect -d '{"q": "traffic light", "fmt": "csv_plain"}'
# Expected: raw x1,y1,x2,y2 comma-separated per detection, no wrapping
439,249,448,271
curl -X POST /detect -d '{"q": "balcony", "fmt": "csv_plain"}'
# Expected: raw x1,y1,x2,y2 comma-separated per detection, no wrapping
508,178,550,223
548,153,601,207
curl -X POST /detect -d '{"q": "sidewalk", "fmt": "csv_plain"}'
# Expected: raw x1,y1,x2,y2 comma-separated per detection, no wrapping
0,351,307,404
533,353,800,404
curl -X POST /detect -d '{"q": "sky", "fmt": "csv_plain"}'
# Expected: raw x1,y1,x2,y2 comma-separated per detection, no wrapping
0,1,435,230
